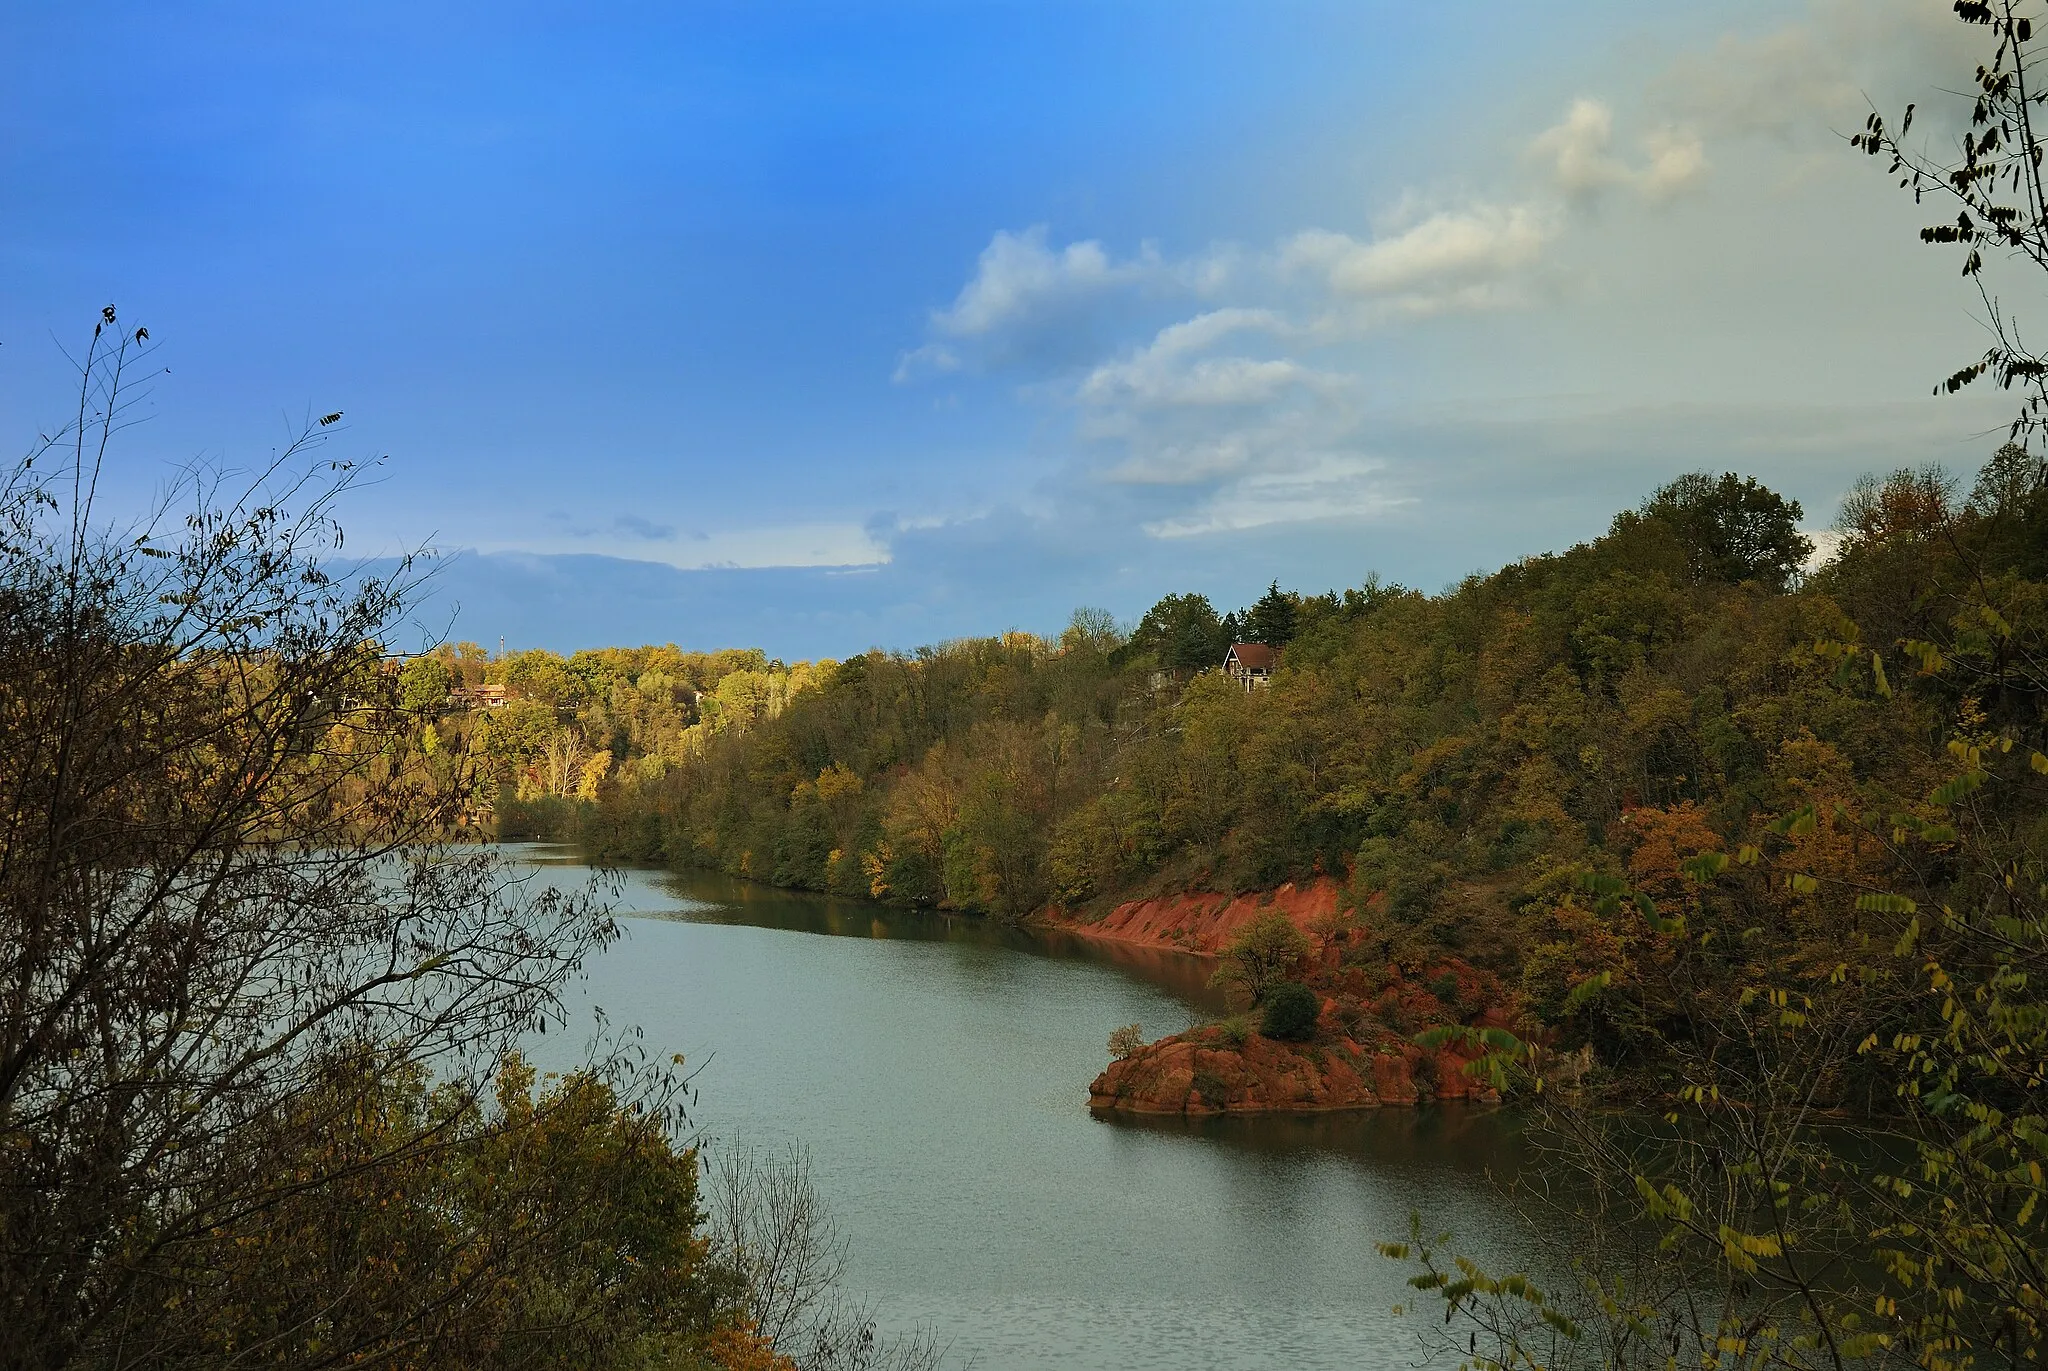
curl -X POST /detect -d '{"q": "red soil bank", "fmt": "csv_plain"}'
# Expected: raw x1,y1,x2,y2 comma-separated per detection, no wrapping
1088,1017,1498,1115
1054,877,1344,956
1057,880,1515,1115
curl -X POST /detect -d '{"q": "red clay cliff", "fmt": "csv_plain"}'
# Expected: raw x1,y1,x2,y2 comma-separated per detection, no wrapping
1088,1006,1502,1115
1061,878,1343,956
1063,881,1516,1116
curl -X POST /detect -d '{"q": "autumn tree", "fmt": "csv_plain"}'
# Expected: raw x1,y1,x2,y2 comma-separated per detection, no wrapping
1382,12,2048,1364
1211,911,1312,1007
398,651,454,712
0,313,733,1369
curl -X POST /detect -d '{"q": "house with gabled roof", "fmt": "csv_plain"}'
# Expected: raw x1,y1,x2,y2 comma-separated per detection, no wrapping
1223,642,1275,691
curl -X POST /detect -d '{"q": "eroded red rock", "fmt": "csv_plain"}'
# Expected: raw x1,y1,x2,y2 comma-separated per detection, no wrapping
1056,879,1519,1115
1088,1020,1498,1116
1055,878,1343,956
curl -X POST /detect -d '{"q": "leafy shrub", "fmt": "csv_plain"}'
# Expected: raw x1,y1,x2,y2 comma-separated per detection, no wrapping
1427,971,1462,1010
1260,981,1321,1041
1107,1024,1144,1060
1209,911,1312,1006
1214,1015,1253,1049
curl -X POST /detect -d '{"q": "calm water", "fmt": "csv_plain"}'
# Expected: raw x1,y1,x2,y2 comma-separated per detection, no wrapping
510,845,1536,1370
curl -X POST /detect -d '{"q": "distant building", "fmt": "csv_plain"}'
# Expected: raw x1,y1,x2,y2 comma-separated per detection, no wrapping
1223,642,1276,691
452,682,509,710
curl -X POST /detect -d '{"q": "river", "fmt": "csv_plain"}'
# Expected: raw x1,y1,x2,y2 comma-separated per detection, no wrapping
510,845,1541,1370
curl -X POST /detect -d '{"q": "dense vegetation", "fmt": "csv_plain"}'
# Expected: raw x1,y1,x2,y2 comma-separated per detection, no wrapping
0,318,933,1371
460,451,2048,1365
16,7,2047,1366
467,461,2005,1044
484,475,1818,931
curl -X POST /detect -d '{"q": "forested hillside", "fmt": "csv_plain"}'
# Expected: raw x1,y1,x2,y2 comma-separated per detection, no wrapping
438,457,2046,1078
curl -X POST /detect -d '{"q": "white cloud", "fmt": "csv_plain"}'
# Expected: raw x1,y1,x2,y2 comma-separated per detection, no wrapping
1145,453,1412,537
1640,126,1708,197
1665,26,1854,136
479,522,890,570
1532,98,1630,194
923,226,1243,350
1802,528,1844,570
1086,354,1312,409
931,226,1138,336
1092,371,1362,489
1530,97,1705,200
1133,306,1288,360
891,342,960,383
1106,430,1266,486
888,0,1995,553
1280,203,1556,310
1657,0,1973,143
1077,308,1319,409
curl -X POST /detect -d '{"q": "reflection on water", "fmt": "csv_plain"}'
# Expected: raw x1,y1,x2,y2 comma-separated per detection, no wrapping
525,847,1230,1011
507,843,1537,1371
1105,1099,1535,1178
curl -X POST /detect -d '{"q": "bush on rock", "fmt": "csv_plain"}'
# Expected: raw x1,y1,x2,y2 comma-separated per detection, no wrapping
1260,981,1320,1042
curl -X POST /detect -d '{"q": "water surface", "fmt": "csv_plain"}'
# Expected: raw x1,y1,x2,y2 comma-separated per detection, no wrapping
513,846,1535,1370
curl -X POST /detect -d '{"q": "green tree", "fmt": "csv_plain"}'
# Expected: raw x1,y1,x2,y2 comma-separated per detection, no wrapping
1211,911,1312,1006
1125,591,1228,671
1245,580,1299,646
398,651,453,712
1259,980,1320,1041
1632,471,1813,591
172,1057,738,1370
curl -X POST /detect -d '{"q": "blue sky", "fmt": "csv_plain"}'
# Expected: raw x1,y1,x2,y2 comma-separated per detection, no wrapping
0,0,2019,657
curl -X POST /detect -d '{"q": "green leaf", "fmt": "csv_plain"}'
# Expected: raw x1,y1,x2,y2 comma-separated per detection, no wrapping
1930,770,1988,806
1680,850,1728,883
1564,970,1614,1013
1902,638,1946,674
1476,1027,1528,1054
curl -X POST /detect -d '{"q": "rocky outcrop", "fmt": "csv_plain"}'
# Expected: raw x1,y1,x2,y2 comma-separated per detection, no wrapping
1058,878,1519,1115
1053,878,1343,955
1088,1014,1499,1116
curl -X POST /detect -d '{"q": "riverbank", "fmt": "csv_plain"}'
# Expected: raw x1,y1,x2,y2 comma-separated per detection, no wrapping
1089,1024,1499,1115
530,843,1514,1117
1035,877,1343,956
1040,878,1513,1117
511,850,1528,1371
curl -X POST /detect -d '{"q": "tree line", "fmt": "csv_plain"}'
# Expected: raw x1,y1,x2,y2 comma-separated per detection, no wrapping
490,452,2048,1363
